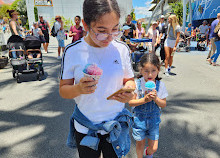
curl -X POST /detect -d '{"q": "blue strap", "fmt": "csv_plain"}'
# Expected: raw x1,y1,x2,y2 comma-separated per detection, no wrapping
155,80,160,92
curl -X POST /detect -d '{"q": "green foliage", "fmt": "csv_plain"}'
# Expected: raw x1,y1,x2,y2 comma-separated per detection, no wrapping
50,16,73,30
34,7,38,22
130,9,136,21
0,4,11,19
170,1,184,25
142,23,146,30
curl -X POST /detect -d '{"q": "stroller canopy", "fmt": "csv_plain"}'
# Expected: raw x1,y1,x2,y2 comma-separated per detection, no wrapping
24,36,41,49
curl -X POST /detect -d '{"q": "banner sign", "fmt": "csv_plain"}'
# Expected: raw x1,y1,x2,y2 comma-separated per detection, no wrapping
34,0,53,6
192,0,220,20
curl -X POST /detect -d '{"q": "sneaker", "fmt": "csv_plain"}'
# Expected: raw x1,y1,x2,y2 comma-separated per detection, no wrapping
57,56,62,60
165,71,170,76
168,67,171,73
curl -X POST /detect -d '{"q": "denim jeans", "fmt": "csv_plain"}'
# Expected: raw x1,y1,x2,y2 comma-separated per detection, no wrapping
211,40,220,63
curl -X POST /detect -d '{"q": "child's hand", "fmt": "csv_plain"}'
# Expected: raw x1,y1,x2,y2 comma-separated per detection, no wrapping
143,93,152,103
78,77,98,94
149,90,157,101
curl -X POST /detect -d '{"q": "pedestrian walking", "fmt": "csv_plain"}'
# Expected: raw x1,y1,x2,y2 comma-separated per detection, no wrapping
123,14,136,38
38,15,50,53
54,15,65,59
207,13,220,59
164,14,180,76
7,10,22,37
136,20,145,39
207,21,220,66
129,53,168,158
59,0,135,157
69,16,85,43
158,15,167,64
145,22,160,53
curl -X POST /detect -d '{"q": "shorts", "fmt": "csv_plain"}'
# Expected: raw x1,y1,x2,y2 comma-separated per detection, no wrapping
43,32,49,43
164,38,176,48
57,39,65,47
132,113,161,141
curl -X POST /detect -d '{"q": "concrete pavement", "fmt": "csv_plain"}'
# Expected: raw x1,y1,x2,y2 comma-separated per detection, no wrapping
0,36,220,158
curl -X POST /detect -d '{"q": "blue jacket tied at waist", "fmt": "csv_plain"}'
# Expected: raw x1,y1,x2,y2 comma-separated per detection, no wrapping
67,105,133,158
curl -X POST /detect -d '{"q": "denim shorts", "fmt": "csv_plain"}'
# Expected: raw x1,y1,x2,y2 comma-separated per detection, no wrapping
132,112,161,141
58,39,65,47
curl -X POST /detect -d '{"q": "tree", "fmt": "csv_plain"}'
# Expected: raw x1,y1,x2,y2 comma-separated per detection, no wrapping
0,4,11,19
170,1,183,25
170,1,189,25
130,9,136,21
34,7,38,22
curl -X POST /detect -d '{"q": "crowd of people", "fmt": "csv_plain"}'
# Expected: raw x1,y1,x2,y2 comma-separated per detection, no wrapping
3,2,220,157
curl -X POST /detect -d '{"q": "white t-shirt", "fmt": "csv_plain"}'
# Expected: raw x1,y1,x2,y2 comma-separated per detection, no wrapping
32,28,41,37
135,77,168,100
60,38,134,134
199,25,209,34
54,21,65,40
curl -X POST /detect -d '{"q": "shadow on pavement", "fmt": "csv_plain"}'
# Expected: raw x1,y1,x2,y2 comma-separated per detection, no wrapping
1,62,220,158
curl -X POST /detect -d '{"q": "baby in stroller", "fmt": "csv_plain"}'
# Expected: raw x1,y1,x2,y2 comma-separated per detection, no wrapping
176,31,190,52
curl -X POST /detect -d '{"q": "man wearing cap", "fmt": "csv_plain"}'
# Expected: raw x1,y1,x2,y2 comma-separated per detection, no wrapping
123,15,136,38
54,15,65,59
199,20,209,35
158,15,167,64
38,15,50,53
207,13,220,59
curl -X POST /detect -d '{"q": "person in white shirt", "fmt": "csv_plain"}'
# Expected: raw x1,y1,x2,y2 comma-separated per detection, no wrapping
199,20,209,35
54,15,65,59
59,0,135,157
145,21,160,53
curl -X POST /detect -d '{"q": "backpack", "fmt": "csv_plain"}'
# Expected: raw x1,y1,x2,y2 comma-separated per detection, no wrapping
51,23,57,37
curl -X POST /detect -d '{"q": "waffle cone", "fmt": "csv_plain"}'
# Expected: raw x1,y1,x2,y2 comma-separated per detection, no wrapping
83,73,101,80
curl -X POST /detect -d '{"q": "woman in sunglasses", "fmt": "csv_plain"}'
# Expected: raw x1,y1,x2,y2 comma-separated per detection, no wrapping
59,0,135,158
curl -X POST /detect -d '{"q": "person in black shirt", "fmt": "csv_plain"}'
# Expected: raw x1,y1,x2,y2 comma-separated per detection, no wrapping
38,15,51,53
123,15,136,38
158,15,167,64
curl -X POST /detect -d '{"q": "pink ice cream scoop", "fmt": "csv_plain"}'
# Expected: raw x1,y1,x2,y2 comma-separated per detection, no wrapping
83,64,103,80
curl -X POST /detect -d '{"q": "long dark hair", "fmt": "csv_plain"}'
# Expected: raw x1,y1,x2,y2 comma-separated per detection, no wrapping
83,0,120,27
137,53,161,80
7,10,16,18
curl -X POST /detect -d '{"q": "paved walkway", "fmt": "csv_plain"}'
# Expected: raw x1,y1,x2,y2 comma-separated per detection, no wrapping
0,35,220,158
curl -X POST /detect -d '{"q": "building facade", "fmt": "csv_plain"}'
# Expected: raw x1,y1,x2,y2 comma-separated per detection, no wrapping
26,0,133,29
192,0,220,26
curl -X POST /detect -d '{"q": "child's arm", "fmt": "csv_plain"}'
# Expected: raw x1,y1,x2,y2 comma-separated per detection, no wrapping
149,90,166,108
128,93,152,107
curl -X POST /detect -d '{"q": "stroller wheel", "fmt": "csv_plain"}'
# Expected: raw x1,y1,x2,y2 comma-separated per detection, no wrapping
37,72,41,81
16,75,21,83
12,70,16,78
41,67,44,76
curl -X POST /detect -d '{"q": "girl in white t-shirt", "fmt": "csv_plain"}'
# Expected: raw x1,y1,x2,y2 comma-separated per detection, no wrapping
129,53,168,158
145,22,159,53
59,0,135,157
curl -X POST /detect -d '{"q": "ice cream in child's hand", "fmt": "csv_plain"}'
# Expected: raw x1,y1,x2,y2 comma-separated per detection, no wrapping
83,64,103,80
145,81,156,93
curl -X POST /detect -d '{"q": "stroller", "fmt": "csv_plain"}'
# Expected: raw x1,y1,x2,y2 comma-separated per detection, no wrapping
196,33,206,51
130,38,152,71
7,35,44,83
176,31,190,52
